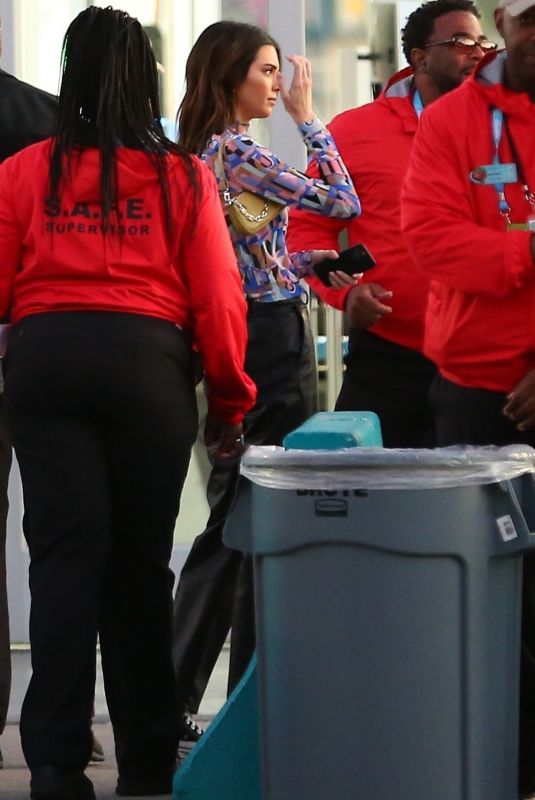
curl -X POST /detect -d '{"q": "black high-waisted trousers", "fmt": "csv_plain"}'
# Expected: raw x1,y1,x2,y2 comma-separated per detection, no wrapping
172,299,317,714
5,311,198,781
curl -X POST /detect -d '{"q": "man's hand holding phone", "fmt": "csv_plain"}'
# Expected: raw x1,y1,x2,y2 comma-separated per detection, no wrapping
312,244,376,287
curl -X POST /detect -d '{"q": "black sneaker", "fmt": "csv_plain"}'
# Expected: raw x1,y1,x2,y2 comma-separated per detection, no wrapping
181,713,204,743
30,765,95,800
116,773,173,796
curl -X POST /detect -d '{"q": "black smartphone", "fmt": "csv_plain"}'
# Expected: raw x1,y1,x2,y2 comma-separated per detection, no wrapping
312,243,376,286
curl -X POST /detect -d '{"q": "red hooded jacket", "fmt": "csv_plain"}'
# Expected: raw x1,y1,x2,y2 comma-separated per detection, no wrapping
402,51,535,393
288,67,430,353
0,141,256,423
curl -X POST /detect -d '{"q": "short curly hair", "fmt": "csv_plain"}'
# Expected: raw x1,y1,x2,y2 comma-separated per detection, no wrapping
401,0,481,65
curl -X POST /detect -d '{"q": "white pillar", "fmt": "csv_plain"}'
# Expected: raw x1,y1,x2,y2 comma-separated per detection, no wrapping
168,0,221,133
6,460,29,643
0,0,86,92
0,0,27,643
0,0,21,74
268,0,306,170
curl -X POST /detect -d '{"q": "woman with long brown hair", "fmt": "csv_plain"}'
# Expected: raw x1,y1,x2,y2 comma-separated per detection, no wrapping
172,20,360,732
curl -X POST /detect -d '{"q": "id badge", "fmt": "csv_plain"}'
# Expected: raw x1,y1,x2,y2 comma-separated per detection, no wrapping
470,163,518,185
507,217,535,232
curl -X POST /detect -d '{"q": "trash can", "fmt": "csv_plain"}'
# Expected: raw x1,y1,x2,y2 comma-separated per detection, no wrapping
224,445,535,800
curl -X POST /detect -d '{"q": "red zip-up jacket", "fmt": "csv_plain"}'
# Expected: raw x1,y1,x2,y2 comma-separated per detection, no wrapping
0,140,256,423
402,51,535,393
288,67,430,353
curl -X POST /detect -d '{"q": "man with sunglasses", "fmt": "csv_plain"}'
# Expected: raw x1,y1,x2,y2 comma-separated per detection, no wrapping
403,0,535,795
288,0,493,449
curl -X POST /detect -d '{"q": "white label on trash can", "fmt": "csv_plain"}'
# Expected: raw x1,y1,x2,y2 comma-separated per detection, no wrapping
496,515,518,542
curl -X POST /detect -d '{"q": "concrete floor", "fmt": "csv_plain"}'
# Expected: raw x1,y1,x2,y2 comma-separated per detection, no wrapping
0,646,229,799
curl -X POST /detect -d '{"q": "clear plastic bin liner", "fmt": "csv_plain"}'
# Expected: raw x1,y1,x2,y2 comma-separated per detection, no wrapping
240,444,535,491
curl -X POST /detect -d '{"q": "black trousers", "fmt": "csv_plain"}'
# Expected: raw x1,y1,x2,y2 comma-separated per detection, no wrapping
0,393,12,734
335,328,437,448
430,373,535,790
172,300,317,714
4,312,198,779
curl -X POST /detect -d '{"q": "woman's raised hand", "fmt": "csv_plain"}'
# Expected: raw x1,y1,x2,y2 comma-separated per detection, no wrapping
278,55,314,125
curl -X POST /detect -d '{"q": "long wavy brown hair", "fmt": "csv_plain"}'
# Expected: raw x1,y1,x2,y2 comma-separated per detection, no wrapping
178,21,281,155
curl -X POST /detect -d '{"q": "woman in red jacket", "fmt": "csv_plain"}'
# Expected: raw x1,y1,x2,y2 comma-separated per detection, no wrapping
0,7,255,800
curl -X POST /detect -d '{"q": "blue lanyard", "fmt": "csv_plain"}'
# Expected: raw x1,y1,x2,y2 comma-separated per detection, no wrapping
491,107,511,217
412,90,424,118
490,107,535,225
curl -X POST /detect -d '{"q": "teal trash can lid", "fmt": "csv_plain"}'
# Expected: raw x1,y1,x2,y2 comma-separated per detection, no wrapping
240,445,535,491
283,411,383,450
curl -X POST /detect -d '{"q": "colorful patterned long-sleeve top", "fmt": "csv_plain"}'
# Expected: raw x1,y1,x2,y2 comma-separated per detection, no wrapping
203,117,361,303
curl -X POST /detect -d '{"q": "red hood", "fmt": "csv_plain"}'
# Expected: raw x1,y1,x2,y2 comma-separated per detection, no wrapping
377,66,418,134
381,65,414,97
469,49,535,116
66,146,162,204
